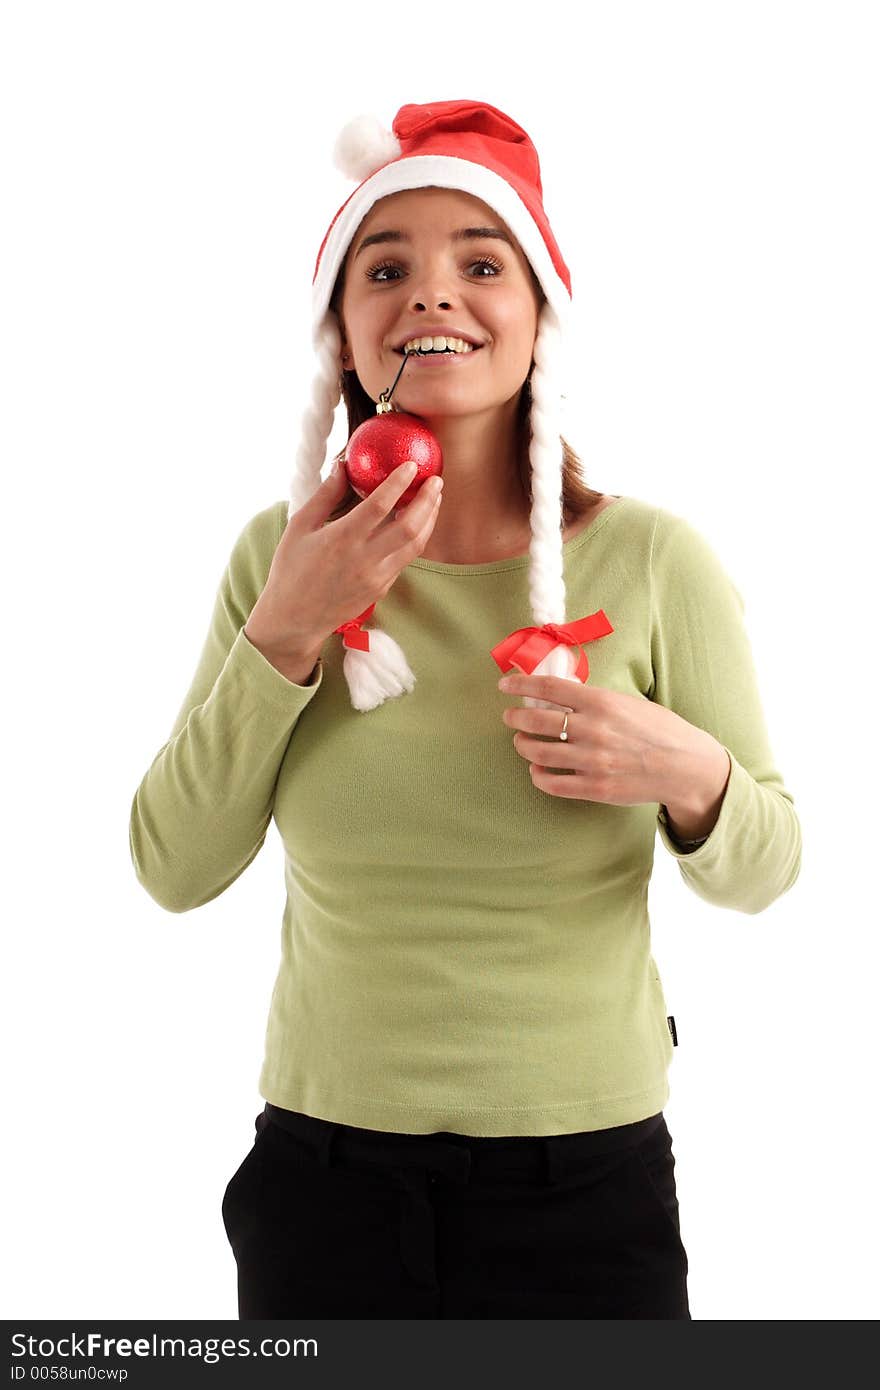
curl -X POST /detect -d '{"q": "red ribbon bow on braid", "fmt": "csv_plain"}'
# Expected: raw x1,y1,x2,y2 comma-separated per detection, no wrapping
491,610,614,681
335,605,614,678
334,604,378,651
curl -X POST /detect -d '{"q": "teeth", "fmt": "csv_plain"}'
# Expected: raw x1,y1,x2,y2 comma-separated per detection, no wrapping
401,335,475,354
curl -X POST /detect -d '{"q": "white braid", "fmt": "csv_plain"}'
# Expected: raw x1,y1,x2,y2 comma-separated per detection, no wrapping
288,315,343,518
521,301,580,710
526,301,567,625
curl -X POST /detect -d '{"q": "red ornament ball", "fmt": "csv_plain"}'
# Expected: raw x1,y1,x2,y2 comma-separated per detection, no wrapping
344,411,443,508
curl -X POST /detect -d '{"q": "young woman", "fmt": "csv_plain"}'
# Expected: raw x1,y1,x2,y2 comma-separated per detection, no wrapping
130,100,801,1319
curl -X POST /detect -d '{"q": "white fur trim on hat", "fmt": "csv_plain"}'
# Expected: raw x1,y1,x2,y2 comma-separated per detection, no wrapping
312,154,571,349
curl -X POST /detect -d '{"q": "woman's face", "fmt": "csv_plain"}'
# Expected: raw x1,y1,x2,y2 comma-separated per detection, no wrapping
336,186,542,419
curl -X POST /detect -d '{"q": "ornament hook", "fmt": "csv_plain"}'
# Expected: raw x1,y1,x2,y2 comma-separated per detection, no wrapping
377,348,414,415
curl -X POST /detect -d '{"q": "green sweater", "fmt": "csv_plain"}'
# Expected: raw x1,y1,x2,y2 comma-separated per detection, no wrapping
129,495,801,1137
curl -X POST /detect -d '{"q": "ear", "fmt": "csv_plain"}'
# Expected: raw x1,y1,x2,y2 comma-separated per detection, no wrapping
329,305,352,368
337,320,354,370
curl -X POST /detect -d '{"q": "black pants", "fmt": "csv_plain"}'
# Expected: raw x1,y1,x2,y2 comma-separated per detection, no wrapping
221,1103,691,1319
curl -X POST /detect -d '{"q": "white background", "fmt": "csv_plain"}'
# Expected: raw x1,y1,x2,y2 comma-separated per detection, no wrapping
2,0,877,1322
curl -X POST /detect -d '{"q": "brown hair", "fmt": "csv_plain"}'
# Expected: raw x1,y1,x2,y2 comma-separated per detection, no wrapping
323,267,604,528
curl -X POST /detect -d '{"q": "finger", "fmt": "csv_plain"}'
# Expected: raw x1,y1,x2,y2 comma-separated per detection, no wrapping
357,462,424,531
391,474,442,523
380,475,443,568
497,671,587,705
511,730,578,768
287,455,351,530
502,704,575,731
527,765,584,798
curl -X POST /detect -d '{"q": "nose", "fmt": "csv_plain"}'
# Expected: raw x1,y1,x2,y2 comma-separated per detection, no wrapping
404,261,457,314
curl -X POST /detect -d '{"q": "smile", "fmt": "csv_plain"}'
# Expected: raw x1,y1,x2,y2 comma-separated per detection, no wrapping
397,349,483,366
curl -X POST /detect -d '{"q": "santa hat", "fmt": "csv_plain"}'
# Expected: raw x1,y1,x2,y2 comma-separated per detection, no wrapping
290,99,605,713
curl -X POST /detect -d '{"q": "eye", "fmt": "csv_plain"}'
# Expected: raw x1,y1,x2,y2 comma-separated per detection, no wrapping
365,255,504,283
470,256,504,277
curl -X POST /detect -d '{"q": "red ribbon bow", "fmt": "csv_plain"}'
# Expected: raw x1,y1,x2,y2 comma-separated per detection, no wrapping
490,610,614,683
334,603,377,652
334,605,614,677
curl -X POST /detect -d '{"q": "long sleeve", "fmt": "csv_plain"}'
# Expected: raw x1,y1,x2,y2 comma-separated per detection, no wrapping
649,507,802,914
129,501,323,913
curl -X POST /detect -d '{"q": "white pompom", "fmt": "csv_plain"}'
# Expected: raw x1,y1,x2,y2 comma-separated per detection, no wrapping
332,113,402,183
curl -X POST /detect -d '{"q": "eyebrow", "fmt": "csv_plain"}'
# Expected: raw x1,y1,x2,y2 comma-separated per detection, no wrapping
354,226,515,259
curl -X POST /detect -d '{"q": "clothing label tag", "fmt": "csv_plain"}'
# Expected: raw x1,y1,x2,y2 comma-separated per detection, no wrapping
667,1015,678,1046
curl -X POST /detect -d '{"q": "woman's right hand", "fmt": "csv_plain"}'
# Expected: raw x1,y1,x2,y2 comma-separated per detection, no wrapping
244,460,444,664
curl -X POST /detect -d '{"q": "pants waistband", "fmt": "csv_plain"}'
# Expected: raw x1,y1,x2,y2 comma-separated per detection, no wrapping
260,1102,664,1187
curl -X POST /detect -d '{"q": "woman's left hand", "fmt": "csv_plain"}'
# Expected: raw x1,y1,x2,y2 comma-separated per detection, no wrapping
499,671,712,808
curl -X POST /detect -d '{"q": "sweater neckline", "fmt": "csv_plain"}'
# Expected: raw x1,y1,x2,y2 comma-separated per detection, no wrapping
407,495,629,575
